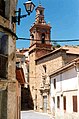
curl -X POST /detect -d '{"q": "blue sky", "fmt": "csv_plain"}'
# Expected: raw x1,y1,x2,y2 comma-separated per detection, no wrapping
16,0,79,48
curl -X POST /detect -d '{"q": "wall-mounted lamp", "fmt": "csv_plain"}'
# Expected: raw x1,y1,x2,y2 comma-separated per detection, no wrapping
12,0,35,25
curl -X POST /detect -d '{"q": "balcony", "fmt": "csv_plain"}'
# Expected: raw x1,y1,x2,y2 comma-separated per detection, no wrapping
0,54,8,78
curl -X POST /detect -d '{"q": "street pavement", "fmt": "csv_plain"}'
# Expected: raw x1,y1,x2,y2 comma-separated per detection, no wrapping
21,110,50,119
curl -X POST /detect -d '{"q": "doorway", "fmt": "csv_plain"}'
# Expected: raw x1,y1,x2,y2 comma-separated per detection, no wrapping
43,96,47,113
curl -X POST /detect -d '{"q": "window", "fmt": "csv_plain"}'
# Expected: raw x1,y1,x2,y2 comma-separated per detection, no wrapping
35,94,37,109
0,0,5,17
41,33,45,44
30,34,34,45
54,79,56,89
43,96,47,113
53,97,55,109
43,65,46,73
40,10,43,15
57,96,60,108
31,34,34,39
0,90,7,118
0,33,8,78
43,78,46,85
73,96,77,112
63,96,66,110
16,62,21,68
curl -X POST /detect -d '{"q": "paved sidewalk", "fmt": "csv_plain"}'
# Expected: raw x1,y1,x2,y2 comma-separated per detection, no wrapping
21,110,50,119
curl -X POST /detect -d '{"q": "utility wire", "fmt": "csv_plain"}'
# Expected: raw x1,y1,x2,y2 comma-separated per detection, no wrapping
17,37,79,43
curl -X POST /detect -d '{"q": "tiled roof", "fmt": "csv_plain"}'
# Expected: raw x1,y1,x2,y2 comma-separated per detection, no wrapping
62,46,79,55
36,45,79,61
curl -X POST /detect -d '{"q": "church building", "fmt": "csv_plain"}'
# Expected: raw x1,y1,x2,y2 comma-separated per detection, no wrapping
29,4,53,112
29,4,79,114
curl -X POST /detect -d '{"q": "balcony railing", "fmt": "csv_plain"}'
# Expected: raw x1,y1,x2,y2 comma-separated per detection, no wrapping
0,54,8,78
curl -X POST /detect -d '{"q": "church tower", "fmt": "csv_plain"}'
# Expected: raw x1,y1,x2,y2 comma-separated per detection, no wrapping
29,4,52,59
29,4,52,111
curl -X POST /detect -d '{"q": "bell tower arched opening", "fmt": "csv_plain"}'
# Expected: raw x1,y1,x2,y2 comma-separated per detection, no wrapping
41,33,45,44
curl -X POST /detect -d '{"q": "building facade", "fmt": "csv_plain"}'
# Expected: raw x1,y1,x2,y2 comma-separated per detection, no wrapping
50,58,79,119
0,0,20,119
29,4,53,112
16,48,29,88
35,46,79,113
29,3,79,114
16,48,34,110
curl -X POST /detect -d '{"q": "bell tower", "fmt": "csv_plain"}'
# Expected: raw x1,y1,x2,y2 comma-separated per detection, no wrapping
29,4,52,59
29,4,53,111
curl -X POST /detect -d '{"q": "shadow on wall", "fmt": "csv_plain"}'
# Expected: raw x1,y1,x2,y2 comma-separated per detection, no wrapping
21,85,34,110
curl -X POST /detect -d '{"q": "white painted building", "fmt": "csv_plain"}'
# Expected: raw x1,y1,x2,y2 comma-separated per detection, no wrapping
50,58,79,119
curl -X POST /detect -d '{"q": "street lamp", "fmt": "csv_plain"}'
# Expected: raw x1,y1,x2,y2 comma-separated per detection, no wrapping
12,0,35,25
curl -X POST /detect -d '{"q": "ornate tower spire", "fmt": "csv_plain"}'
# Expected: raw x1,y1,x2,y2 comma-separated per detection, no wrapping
35,3,46,24
29,4,52,59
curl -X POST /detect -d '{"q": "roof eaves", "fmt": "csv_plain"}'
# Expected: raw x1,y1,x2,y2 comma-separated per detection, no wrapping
35,47,67,61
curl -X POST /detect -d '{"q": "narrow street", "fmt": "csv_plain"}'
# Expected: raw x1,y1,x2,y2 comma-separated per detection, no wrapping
21,110,50,119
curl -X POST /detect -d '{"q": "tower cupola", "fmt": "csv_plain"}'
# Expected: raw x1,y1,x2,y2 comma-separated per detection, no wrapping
29,4,53,59
35,4,46,24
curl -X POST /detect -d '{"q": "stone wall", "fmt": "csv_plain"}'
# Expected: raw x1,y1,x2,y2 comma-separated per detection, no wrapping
29,51,36,108
0,0,19,119
0,89,7,119
35,54,63,112
34,49,79,113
